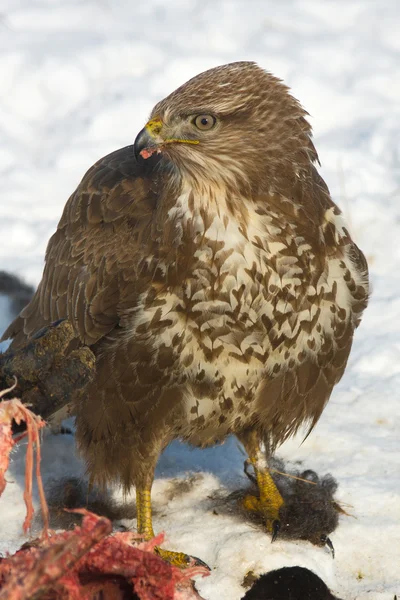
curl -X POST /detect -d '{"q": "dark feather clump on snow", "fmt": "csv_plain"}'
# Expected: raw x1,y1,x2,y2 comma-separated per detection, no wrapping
241,566,343,600
0,271,34,317
270,458,340,546
45,475,206,531
45,477,136,530
232,457,343,547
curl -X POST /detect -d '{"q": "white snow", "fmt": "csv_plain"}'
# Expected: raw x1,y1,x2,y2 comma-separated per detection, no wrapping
0,1,399,598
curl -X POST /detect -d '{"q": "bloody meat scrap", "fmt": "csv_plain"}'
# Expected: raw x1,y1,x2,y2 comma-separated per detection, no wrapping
0,511,208,600
0,390,208,600
0,389,48,532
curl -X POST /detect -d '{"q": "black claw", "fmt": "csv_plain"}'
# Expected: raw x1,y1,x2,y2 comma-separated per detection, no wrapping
271,520,281,543
243,460,257,485
320,534,335,559
191,555,211,571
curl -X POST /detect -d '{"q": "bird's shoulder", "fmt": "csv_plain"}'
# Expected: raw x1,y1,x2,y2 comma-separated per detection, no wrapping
6,146,162,347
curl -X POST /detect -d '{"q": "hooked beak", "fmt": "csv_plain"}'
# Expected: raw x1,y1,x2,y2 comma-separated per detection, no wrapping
133,118,163,161
133,128,156,161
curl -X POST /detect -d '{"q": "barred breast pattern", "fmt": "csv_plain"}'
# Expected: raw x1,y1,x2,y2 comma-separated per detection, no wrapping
129,181,368,445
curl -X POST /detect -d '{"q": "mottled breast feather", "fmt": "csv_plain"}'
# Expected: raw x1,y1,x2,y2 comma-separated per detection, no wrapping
122,160,368,449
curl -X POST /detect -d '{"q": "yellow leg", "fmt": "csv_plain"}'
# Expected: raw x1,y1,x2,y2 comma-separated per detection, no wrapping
136,489,154,539
136,486,208,569
237,430,284,540
243,456,284,536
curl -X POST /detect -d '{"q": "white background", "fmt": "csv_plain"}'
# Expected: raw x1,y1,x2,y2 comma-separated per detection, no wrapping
0,1,399,598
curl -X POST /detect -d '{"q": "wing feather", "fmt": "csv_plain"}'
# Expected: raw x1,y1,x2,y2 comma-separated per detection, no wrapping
2,146,157,348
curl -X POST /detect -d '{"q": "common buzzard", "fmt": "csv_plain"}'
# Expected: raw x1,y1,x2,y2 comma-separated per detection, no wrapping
3,62,369,565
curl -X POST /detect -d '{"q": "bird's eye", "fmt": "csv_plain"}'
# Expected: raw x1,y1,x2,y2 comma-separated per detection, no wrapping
192,114,217,131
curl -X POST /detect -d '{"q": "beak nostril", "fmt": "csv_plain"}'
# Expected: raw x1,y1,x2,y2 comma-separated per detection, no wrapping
145,117,163,138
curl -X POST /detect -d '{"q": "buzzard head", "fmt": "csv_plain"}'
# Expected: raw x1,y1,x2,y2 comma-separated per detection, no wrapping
133,61,318,193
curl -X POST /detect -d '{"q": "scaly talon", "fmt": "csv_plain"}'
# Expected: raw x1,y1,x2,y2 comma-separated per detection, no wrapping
155,547,210,569
154,547,192,568
237,434,284,540
242,489,283,537
242,493,262,513
136,486,209,569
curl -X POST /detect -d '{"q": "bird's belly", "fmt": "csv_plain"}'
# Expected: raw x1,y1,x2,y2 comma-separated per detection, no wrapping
129,201,366,445
145,274,356,446
150,284,274,445
137,287,274,444
179,350,265,446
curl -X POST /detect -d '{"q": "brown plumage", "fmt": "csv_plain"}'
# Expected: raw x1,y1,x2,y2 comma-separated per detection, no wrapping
3,62,369,552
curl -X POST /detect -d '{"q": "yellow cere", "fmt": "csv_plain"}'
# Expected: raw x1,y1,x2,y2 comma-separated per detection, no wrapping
145,117,163,137
145,117,200,145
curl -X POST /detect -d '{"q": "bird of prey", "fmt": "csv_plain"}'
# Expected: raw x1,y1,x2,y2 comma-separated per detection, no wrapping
2,62,369,565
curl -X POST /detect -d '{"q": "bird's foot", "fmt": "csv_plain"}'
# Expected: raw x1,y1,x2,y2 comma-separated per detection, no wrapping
135,488,210,569
155,546,210,570
242,493,282,541
242,457,284,541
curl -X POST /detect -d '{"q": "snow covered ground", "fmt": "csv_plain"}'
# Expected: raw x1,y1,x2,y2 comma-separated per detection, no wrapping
0,1,399,598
